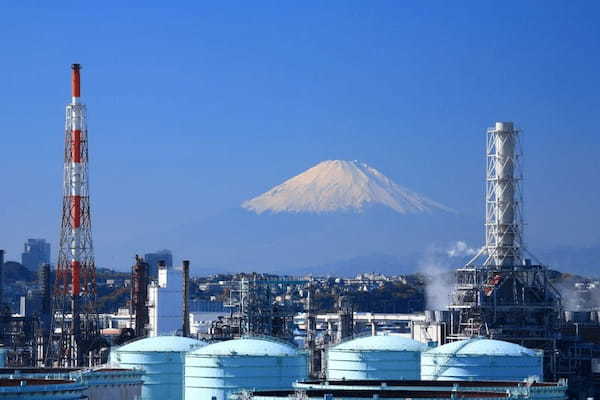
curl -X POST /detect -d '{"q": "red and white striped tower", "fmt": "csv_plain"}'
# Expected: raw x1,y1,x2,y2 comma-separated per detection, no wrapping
51,64,101,367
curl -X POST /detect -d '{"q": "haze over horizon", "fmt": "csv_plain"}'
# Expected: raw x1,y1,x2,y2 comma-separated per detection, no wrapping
1,2,599,273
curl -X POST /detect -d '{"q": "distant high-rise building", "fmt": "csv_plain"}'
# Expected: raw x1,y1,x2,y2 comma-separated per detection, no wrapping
21,239,50,272
144,250,173,279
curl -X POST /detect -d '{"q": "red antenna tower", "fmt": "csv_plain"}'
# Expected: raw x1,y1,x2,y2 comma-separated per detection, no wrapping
48,64,103,367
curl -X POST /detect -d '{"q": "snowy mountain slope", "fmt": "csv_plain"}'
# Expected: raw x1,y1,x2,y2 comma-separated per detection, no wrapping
242,160,452,214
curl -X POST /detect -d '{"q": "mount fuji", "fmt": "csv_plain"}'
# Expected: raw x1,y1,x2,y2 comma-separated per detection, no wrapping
154,160,478,274
243,160,452,215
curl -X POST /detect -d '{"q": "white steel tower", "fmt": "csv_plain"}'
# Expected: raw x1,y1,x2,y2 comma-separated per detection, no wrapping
448,121,561,382
483,122,523,267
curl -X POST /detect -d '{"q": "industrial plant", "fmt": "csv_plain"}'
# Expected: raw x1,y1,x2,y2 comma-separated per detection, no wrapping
0,65,597,400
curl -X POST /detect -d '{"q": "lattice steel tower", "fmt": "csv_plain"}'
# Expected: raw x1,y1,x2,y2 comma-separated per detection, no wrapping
447,122,562,379
49,64,102,367
483,122,524,267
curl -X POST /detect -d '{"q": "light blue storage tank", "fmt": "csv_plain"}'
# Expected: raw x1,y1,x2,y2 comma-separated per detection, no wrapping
327,335,427,380
185,337,308,400
112,336,205,400
421,338,543,381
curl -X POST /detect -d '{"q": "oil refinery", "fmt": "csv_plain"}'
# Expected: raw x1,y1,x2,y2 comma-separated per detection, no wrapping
0,64,597,400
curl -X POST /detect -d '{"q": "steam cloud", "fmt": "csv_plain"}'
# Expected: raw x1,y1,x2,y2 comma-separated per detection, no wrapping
420,241,479,310
447,241,478,258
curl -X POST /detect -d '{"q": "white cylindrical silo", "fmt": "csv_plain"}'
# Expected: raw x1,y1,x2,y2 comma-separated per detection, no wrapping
421,338,543,381
185,337,308,400
326,335,427,380
112,336,205,400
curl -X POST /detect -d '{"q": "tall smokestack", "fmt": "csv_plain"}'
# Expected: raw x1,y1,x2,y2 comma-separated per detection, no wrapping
70,63,82,365
182,260,190,337
484,122,523,267
132,256,149,338
0,250,4,306
39,263,52,332
52,63,100,367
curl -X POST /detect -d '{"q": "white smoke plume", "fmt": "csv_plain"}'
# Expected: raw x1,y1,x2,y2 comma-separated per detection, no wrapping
419,244,455,311
419,241,478,310
555,282,580,310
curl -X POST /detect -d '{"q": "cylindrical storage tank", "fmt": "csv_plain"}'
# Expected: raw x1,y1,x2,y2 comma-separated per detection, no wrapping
326,335,427,380
185,337,308,400
79,368,144,400
0,378,86,399
421,338,543,381
112,336,205,400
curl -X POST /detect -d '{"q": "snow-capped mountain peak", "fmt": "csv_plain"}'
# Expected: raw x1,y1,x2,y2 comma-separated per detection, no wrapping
242,160,451,214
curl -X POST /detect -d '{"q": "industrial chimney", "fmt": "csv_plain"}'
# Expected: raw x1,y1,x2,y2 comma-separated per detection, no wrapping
182,260,190,337
0,250,4,306
483,122,523,267
131,256,149,338
39,263,52,331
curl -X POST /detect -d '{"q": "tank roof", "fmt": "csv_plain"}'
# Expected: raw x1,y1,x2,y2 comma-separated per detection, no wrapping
117,336,205,353
426,338,539,357
192,337,299,357
332,335,427,352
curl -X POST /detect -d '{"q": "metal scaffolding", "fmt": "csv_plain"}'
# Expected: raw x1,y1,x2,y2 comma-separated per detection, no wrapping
210,274,304,341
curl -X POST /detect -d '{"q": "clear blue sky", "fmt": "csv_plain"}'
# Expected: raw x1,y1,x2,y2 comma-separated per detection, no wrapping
1,1,599,268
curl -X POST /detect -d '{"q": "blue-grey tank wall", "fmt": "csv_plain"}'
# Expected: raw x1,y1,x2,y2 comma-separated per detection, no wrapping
327,350,421,380
421,353,543,381
185,354,308,400
114,351,186,400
